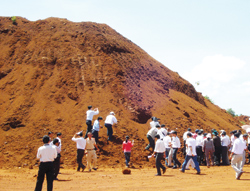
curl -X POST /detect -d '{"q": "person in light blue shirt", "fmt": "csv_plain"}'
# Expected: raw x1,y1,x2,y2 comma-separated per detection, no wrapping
92,116,103,143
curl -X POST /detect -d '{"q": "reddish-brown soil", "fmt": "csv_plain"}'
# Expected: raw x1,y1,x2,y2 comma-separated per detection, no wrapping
1,165,250,191
0,16,246,170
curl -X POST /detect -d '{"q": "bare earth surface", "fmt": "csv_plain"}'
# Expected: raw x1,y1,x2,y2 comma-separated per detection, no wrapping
1,165,250,191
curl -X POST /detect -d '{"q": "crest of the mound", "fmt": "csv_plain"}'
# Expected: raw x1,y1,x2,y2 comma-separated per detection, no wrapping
0,17,205,124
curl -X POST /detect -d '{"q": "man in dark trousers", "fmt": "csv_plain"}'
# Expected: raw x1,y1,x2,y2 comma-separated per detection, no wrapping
35,135,57,191
151,134,166,176
85,106,99,138
213,131,222,166
52,138,60,180
72,132,86,171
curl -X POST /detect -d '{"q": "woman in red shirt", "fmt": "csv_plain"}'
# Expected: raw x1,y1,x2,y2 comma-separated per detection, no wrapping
122,136,134,168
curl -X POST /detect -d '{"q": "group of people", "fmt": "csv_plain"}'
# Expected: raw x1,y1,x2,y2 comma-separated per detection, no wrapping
146,117,250,179
34,106,118,191
34,112,250,191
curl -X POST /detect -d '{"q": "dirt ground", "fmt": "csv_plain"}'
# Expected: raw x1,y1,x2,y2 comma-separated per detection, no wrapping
1,164,250,191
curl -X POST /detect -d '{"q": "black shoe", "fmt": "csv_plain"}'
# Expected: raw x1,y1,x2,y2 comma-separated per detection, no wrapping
93,168,97,171
237,172,243,179
179,169,184,173
163,168,166,174
196,172,201,174
82,166,86,172
172,166,177,169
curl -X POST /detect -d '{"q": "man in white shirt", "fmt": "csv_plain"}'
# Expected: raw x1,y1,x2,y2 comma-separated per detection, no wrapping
54,132,62,180
180,133,201,174
196,131,204,165
230,132,246,180
104,111,117,141
183,128,192,156
151,134,166,176
171,131,181,169
240,134,248,168
163,132,171,166
149,117,160,129
35,135,57,191
157,124,168,139
221,131,230,165
72,132,87,172
92,116,103,143
85,106,99,138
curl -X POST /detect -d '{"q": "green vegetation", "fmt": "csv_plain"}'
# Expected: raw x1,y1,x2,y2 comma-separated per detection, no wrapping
11,16,17,24
226,108,236,117
239,121,246,125
204,95,214,104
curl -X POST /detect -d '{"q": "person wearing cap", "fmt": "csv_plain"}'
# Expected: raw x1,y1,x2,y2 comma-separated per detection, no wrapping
213,131,222,166
85,132,99,171
35,135,57,191
72,132,86,172
163,132,171,166
170,131,181,169
104,111,118,142
92,116,103,143
221,131,230,165
85,106,99,138
196,131,204,165
230,132,246,180
149,117,160,129
203,133,214,167
151,134,166,176
145,124,159,150
122,136,134,168
180,133,200,174
183,128,192,156
157,124,166,140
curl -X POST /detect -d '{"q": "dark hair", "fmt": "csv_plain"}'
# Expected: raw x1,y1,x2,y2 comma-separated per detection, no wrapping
187,133,192,137
48,131,53,135
155,134,160,139
198,131,202,135
156,124,161,128
79,132,83,137
57,132,62,137
88,105,92,109
53,138,59,145
98,116,103,120
234,133,240,138
161,124,165,127
243,134,248,137
172,131,177,135
167,132,170,135
125,135,129,143
43,135,50,143
222,132,226,136
187,128,191,131
195,129,199,133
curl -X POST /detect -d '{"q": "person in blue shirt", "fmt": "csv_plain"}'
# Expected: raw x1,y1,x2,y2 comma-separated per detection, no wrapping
92,116,103,143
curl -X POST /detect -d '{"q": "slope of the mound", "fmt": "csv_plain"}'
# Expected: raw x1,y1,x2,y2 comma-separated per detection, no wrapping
0,17,243,169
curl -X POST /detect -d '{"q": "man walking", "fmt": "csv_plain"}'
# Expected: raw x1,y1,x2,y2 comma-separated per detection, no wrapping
163,132,171,166
35,135,57,191
230,132,246,180
151,134,166,176
183,128,192,156
180,133,200,174
85,106,99,138
213,131,222,166
72,132,86,172
104,111,117,141
171,131,181,169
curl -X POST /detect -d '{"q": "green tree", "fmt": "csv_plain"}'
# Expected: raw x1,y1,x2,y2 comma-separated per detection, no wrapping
226,108,235,117
204,95,214,104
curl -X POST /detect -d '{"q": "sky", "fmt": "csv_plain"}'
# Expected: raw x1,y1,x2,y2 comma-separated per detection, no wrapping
1,0,250,116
